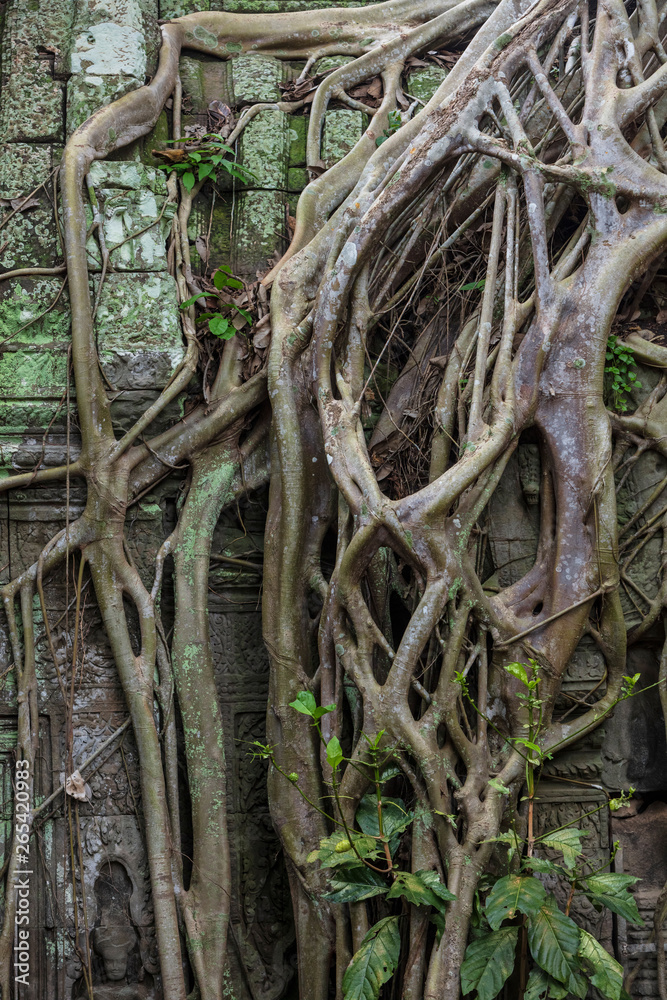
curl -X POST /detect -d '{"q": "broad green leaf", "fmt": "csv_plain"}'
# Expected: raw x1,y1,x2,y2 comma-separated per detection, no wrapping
312,703,336,720
505,661,530,685
523,857,566,876
583,874,643,926
209,314,234,339
488,777,511,795
356,795,413,841
387,870,455,912
461,926,518,1000
538,827,588,870
485,874,546,929
342,916,400,1000
578,928,624,1000
326,735,343,771
324,866,388,903
460,278,486,291
182,170,195,192
527,894,582,994
288,690,317,716
524,968,568,1000
198,162,215,181
213,267,244,290
307,830,381,869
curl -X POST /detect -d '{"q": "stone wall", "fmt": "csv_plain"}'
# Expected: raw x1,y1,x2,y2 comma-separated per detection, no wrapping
0,1,666,998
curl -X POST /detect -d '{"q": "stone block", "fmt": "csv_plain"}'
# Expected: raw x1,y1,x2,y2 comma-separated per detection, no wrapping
231,190,286,278
239,110,290,189
406,65,448,104
0,0,71,142
94,272,185,389
322,109,365,167
0,276,72,434
187,192,233,274
84,161,175,271
161,0,210,13
231,53,284,104
180,54,233,113
67,73,143,135
0,144,60,271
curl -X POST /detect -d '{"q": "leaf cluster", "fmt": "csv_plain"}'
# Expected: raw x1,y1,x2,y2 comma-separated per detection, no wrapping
158,133,255,192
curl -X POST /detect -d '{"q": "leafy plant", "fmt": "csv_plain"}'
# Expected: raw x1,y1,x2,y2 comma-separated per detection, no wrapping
180,265,252,340
248,674,646,1000
604,335,641,412
376,109,402,147
157,133,255,192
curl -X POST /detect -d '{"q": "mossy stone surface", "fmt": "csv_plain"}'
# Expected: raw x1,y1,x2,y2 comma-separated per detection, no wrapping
94,272,185,389
188,193,233,274
322,109,364,167
406,65,448,103
0,0,71,142
231,53,284,104
232,190,286,277
0,279,70,347
85,162,175,271
67,72,144,135
239,111,290,189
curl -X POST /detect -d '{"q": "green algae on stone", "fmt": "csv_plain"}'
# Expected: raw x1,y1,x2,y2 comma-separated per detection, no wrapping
232,190,286,277
239,111,290,190
322,109,365,168
0,279,70,346
161,0,210,15
66,74,144,136
84,162,175,271
94,273,185,390
231,53,285,104
405,65,448,103
188,194,233,275
0,0,70,142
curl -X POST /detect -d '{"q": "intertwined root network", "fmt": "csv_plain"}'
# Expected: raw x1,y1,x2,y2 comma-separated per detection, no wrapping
3,0,667,997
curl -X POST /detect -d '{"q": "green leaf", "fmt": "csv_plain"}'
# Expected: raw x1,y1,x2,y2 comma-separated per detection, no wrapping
307,830,381,869
460,279,486,291
356,795,413,841
326,735,343,771
198,162,215,181
578,928,624,1000
387,870,455,912
179,292,209,309
488,777,511,795
342,916,400,1000
505,661,530,685
182,170,196,192
538,827,588,870
324,866,388,903
527,894,582,993
522,857,566,876
485,874,547,930
213,268,244,290
524,968,568,999
208,314,234,339
461,927,518,1000
312,703,336,720
583,874,643,926
289,690,317,716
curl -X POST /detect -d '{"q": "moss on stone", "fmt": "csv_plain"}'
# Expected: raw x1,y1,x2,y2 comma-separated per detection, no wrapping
94,273,185,389
406,65,448,103
232,190,286,277
239,110,290,189
231,53,284,104
322,109,365,168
